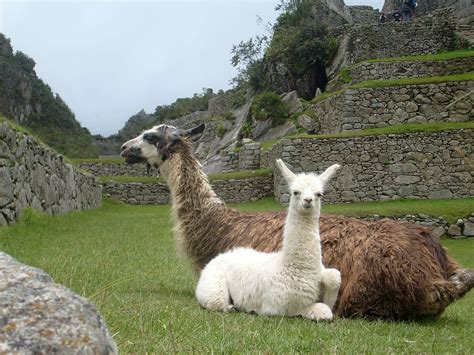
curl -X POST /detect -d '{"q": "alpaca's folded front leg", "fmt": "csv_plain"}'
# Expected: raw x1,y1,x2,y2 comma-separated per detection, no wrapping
196,271,233,312
320,268,341,310
301,302,333,321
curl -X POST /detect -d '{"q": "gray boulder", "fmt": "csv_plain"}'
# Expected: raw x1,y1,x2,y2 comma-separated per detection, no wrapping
0,252,117,354
281,91,303,115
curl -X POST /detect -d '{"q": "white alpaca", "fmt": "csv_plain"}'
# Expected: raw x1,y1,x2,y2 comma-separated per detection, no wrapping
196,159,342,321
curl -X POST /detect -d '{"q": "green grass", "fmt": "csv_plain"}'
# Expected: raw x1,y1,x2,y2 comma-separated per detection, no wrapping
0,200,472,353
99,169,273,184
313,72,474,103
289,121,474,140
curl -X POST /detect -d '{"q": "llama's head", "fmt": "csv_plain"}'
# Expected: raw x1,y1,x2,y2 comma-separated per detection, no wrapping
275,159,340,214
120,123,205,167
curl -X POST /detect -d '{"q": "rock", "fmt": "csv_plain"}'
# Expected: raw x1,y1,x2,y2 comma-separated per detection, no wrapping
456,219,464,227
256,122,296,142
297,114,318,132
0,168,13,207
431,226,445,240
314,88,322,98
447,224,462,236
463,221,474,236
281,91,303,115
394,175,421,184
405,102,418,113
428,189,453,199
0,252,117,353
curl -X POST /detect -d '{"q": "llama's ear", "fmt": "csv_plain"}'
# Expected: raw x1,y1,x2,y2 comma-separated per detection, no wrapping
275,159,296,183
181,124,205,141
319,164,341,185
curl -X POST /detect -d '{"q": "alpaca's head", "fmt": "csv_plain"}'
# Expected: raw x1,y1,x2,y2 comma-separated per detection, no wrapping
120,123,205,167
275,159,340,215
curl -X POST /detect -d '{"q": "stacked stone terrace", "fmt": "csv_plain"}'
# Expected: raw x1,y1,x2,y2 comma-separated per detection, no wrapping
269,8,473,206
0,121,102,226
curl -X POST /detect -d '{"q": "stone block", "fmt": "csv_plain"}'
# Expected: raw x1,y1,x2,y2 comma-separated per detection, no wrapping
0,252,117,353
431,226,446,240
447,224,462,236
394,175,421,185
463,221,474,236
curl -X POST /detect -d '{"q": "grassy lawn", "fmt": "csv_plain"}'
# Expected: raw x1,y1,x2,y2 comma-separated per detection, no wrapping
0,200,473,353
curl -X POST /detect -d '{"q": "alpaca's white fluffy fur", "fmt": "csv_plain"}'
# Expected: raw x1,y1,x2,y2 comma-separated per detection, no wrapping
196,159,342,321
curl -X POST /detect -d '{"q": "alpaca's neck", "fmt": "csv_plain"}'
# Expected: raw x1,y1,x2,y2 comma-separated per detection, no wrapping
160,143,222,214
282,206,322,270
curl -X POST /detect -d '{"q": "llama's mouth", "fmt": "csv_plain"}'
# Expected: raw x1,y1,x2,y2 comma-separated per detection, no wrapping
121,148,147,164
124,155,147,164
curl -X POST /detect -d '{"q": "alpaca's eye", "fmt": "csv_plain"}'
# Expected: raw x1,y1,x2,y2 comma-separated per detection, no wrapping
293,191,300,196
316,192,323,198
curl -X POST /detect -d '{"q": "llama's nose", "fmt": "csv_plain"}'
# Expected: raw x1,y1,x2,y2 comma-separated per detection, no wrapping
121,144,127,152
304,198,313,204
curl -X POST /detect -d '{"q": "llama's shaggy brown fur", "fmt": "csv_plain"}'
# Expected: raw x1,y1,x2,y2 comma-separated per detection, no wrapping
158,140,472,320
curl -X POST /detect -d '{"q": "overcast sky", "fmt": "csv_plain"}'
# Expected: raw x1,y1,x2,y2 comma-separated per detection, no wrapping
0,0,384,136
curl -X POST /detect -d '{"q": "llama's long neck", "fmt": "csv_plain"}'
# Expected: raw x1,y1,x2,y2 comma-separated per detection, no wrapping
281,203,322,271
160,142,222,214
159,142,223,260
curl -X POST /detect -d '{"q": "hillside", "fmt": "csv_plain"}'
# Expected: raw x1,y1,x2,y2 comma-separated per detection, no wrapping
0,34,98,158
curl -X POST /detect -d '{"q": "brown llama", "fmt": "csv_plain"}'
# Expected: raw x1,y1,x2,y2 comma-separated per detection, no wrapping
121,123,474,320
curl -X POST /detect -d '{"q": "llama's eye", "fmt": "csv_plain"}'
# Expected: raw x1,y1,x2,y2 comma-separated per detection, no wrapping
316,192,323,198
293,191,300,196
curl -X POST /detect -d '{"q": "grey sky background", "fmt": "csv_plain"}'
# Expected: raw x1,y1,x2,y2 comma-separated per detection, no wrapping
1,0,384,136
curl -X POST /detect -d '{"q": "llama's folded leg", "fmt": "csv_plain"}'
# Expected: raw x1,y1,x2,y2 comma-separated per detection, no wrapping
301,302,333,321
320,268,341,310
196,271,233,312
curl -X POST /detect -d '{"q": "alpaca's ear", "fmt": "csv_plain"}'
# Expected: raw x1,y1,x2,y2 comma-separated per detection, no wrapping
275,159,296,183
181,124,205,141
319,164,341,185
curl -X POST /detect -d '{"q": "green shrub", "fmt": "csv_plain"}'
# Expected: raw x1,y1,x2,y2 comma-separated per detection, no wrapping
250,91,289,127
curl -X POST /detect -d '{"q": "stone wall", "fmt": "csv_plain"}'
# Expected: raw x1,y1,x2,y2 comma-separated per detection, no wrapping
102,174,274,205
238,141,261,170
345,9,458,64
311,80,474,133
348,56,474,84
267,129,473,203
0,122,101,226
78,162,159,177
